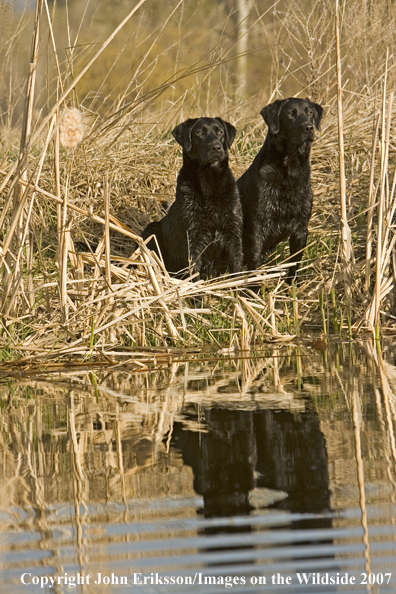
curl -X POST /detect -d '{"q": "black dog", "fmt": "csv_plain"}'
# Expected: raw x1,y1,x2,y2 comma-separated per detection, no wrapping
142,117,243,280
237,97,323,283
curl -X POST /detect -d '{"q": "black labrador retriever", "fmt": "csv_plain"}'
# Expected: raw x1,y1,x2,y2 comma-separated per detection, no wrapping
237,97,323,283
142,117,243,280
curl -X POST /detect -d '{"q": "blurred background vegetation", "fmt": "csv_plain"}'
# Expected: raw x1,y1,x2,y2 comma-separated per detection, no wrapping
1,0,396,143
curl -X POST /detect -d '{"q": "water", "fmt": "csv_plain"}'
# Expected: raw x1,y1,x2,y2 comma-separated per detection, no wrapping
0,340,395,593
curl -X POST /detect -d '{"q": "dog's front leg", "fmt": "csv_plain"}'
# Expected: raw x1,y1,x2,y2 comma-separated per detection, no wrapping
288,227,308,283
187,240,207,307
187,239,205,281
225,229,244,274
243,224,264,272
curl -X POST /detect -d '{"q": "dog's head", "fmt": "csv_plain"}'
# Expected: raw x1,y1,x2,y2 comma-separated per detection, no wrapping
172,117,236,167
261,98,323,149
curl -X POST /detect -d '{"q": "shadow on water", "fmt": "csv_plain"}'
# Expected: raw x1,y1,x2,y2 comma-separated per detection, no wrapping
0,339,396,592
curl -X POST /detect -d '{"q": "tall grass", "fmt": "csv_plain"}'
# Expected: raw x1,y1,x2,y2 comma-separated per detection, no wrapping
1,0,396,365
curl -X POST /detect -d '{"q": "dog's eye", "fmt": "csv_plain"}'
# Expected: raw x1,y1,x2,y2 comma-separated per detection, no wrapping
307,109,313,116
289,109,298,118
195,130,204,136
216,129,224,136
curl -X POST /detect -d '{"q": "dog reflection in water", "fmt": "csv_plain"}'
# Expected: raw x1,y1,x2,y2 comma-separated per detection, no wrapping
171,406,331,569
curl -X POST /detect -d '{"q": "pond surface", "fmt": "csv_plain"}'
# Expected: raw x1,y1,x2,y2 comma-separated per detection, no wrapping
0,340,395,593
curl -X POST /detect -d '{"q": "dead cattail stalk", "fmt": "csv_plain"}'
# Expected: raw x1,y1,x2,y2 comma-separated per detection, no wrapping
59,176,70,323
104,175,111,289
26,232,35,313
365,113,381,292
19,0,42,161
268,293,278,336
104,175,117,345
88,237,105,302
335,0,354,273
236,0,252,96
54,118,62,261
43,0,64,95
272,347,280,387
372,88,393,332
234,300,250,351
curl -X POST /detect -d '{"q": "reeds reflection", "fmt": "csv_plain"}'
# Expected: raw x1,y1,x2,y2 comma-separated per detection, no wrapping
0,340,396,592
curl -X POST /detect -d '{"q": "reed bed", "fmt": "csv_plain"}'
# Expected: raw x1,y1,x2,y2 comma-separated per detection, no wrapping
1,0,396,366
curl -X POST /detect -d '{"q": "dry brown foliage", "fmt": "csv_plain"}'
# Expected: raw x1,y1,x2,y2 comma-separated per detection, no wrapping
1,0,396,365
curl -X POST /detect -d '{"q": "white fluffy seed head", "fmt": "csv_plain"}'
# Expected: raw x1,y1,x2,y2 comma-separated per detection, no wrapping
59,106,85,149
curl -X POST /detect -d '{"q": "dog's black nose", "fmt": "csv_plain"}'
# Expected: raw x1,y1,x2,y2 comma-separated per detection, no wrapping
211,142,222,152
304,123,314,133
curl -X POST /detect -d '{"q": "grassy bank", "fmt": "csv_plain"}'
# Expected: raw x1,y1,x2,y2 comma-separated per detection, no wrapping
0,0,396,366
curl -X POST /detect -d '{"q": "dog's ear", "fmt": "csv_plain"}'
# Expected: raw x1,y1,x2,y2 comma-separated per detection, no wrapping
306,99,324,130
260,100,284,135
215,118,237,149
172,119,198,152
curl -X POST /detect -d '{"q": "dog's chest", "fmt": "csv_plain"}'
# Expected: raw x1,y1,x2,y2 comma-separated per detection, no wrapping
262,170,311,219
184,185,235,228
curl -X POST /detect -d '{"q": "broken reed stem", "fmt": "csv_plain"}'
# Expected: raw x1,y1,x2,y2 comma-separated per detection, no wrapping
19,0,42,162
335,0,354,273
104,174,111,289
54,118,61,258
331,287,339,333
320,288,327,335
43,0,64,95
268,293,277,336
296,348,302,391
27,232,35,313
291,282,299,333
374,82,392,332
234,301,250,351
60,175,69,323
365,113,381,293
103,174,117,345
379,91,394,280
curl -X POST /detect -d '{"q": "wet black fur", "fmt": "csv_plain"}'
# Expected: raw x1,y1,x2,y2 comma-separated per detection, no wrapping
237,97,323,283
142,117,243,279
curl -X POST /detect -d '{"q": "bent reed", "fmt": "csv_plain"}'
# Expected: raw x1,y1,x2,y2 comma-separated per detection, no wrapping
0,0,396,366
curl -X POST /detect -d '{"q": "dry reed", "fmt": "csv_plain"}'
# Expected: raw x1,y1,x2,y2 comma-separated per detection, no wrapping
1,0,396,366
